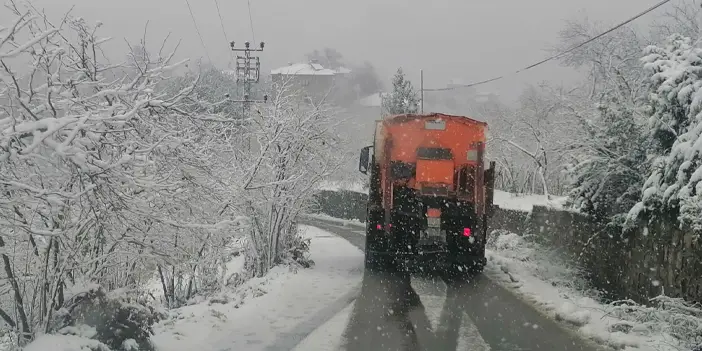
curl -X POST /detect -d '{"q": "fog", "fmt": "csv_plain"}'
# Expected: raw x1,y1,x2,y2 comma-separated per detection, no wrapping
21,0,663,101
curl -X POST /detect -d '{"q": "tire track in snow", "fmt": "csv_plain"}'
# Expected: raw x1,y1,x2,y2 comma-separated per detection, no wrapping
264,282,361,351
298,217,608,351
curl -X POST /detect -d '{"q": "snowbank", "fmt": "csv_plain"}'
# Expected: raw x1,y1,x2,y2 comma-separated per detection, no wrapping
493,190,569,212
25,334,111,351
151,225,363,351
317,180,366,194
305,213,365,228
485,230,699,351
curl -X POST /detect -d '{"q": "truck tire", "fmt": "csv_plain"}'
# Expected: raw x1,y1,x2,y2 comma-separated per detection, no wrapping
365,251,382,271
449,255,485,279
365,250,395,272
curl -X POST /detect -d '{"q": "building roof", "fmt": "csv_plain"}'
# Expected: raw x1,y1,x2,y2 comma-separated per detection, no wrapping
270,61,353,76
270,62,336,76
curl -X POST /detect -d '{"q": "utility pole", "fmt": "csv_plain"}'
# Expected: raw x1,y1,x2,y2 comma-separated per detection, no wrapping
420,69,424,114
229,41,267,151
229,41,268,116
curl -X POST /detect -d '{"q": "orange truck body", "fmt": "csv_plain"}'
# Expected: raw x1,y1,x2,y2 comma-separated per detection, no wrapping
373,113,491,218
359,113,496,273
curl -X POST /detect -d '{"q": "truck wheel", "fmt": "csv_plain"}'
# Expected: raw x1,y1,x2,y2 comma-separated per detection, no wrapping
365,251,394,272
364,251,379,271
451,252,486,278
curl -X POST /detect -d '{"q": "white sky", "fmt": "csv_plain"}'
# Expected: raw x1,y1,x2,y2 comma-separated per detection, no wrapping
18,0,672,101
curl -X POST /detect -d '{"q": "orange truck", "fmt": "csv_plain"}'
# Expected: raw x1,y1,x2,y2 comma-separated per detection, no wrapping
358,113,496,274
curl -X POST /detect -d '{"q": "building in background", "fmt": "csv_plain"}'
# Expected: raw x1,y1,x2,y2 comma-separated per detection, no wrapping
270,60,351,102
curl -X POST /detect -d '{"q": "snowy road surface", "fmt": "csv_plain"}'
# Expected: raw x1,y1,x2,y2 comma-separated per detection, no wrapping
298,218,608,351
151,225,364,351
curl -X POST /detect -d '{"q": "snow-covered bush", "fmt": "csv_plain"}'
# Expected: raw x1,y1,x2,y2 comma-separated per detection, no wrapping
608,295,702,349
281,232,314,269
627,35,702,234
43,285,164,351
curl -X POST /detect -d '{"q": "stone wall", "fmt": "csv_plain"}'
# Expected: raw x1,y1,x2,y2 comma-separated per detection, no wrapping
310,190,367,222
310,189,702,304
481,205,702,304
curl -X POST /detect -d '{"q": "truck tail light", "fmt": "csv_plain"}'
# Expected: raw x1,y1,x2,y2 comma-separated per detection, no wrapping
463,228,471,237
374,223,391,231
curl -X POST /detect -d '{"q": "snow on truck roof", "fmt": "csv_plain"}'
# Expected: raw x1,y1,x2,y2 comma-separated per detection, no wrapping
382,113,488,127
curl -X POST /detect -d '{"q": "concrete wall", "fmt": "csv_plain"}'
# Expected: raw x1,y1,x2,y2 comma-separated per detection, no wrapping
310,189,702,304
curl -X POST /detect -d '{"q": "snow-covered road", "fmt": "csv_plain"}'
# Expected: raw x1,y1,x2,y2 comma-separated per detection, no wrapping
300,218,607,351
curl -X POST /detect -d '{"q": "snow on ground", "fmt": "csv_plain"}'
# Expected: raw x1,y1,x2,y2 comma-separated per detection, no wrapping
318,180,366,194
493,190,569,212
485,230,698,351
151,225,363,351
305,213,365,228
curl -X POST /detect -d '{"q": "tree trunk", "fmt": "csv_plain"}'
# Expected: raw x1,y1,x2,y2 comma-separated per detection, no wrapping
0,236,32,340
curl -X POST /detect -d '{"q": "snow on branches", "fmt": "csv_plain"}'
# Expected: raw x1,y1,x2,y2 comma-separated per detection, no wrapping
237,84,342,277
628,35,702,233
0,5,245,344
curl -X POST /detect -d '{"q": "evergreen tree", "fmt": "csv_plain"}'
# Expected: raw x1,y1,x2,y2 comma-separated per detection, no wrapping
382,67,419,115
567,94,650,224
627,34,702,233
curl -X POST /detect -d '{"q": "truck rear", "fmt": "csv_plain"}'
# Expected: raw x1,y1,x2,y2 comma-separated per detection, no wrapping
358,113,496,274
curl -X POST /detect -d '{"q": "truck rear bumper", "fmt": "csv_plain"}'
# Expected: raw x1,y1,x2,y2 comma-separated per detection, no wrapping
367,248,486,272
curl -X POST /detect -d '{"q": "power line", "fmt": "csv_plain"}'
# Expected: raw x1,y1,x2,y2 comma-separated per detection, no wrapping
247,0,257,44
213,0,230,43
185,0,214,64
423,0,672,92
213,0,234,67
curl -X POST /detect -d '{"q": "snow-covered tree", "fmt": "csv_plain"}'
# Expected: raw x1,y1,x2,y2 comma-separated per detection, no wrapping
567,95,651,223
163,64,244,120
0,5,246,345
349,61,383,97
489,85,580,197
382,68,419,116
236,84,342,277
653,0,702,41
551,17,653,220
306,47,344,70
628,35,702,233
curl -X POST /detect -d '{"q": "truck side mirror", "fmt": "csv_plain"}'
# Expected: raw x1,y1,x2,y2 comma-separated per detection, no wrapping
359,146,372,174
